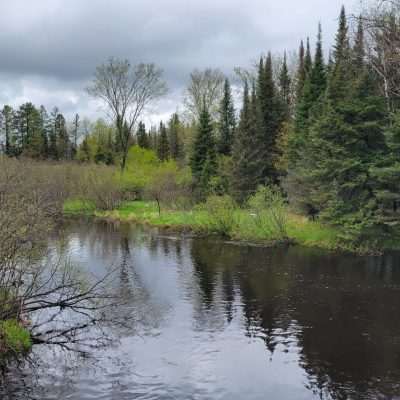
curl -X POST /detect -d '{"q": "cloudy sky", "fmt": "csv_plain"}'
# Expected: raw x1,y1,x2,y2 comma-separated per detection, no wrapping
0,0,359,125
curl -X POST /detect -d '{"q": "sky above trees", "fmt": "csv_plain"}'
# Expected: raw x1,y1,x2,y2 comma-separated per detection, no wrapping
0,0,357,122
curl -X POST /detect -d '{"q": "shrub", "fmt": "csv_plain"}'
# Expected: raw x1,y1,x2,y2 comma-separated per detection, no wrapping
198,195,237,236
77,165,124,211
0,320,32,354
247,186,288,240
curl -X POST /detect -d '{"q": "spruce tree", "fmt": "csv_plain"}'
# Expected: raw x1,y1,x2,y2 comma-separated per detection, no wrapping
279,51,292,118
217,78,236,156
296,40,306,100
289,24,326,166
56,114,71,160
353,16,365,73
137,121,149,149
190,103,217,195
157,122,170,161
48,107,59,160
39,106,49,158
232,82,259,202
255,53,282,184
2,106,14,156
294,7,388,241
304,37,312,76
168,113,183,160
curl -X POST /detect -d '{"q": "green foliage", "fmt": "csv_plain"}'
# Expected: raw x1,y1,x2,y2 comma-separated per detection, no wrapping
217,78,236,156
77,119,116,165
190,104,217,196
0,320,32,353
255,53,283,185
232,82,259,202
168,113,184,160
137,121,149,149
197,195,237,236
122,145,160,193
157,122,170,161
247,186,288,240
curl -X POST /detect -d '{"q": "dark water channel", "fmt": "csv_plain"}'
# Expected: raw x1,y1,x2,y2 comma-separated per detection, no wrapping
3,219,400,399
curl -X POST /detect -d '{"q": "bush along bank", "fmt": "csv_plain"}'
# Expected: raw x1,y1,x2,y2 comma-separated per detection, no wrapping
64,186,382,254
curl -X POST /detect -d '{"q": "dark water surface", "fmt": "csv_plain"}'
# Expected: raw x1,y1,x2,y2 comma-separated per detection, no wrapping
3,219,400,400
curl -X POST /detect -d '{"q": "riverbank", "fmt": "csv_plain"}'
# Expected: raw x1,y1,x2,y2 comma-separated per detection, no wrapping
64,199,361,252
0,320,32,361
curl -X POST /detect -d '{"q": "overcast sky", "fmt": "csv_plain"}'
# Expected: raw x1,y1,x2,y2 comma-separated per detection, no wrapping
0,0,359,125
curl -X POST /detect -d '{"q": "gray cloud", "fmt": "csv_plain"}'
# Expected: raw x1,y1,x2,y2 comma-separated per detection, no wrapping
0,0,357,121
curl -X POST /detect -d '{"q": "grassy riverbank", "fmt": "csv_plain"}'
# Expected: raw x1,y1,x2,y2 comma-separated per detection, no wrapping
0,320,32,358
64,199,349,251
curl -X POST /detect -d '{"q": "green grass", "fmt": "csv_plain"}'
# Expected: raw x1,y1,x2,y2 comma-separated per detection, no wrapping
63,199,96,215
0,320,32,354
65,199,346,251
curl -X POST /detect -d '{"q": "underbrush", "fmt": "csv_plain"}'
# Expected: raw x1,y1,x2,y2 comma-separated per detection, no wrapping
0,320,32,355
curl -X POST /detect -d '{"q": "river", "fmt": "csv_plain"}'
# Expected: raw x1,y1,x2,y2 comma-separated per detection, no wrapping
2,218,400,400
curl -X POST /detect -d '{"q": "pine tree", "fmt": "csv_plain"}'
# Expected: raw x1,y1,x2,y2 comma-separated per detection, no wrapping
328,5,351,102
2,106,15,156
296,40,306,100
168,113,183,160
56,114,71,160
39,106,49,158
289,24,327,166
279,51,292,118
370,112,400,233
292,7,388,241
190,103,217,194
232,82,259,202
255,52,283,184
305,37,312,76
71,113,80,158
48,107,59,160
137,121,149,149
217,78,236,156
157,122,170,161
353,16,365,72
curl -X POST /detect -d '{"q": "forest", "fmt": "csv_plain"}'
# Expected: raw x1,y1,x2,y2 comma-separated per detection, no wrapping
1,3,400,253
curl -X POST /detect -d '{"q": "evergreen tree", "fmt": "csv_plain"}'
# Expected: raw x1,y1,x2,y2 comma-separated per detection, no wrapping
291,7,388,242
232,82,259,202
328,5,352,102
256,52,282,184
168,113,183,160
289,24,326,166
137,121,149,149
48,107,59,160
2,106,15,156
305,37,312,76
296,40,306,100
190,103,217,195
353,16,365,73
157,122,170,161
71,113,80,158
39,106,49,158
56,113,71,160
279,51,292,118
217,78,236,156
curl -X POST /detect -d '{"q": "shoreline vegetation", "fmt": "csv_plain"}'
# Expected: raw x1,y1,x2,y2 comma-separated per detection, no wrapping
64,199,397,254
3,1,400,362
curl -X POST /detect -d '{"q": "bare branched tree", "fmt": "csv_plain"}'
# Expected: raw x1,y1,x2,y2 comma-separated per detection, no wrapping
183,68,225,121
87,58,168,171
361,0,400,111
0,158,121,358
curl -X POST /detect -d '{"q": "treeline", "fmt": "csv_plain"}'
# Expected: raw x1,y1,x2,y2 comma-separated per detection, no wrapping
0,103,76,160
2,4,400,246
187,6,400,244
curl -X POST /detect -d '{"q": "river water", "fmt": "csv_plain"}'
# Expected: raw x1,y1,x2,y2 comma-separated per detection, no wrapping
2,219,400,400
